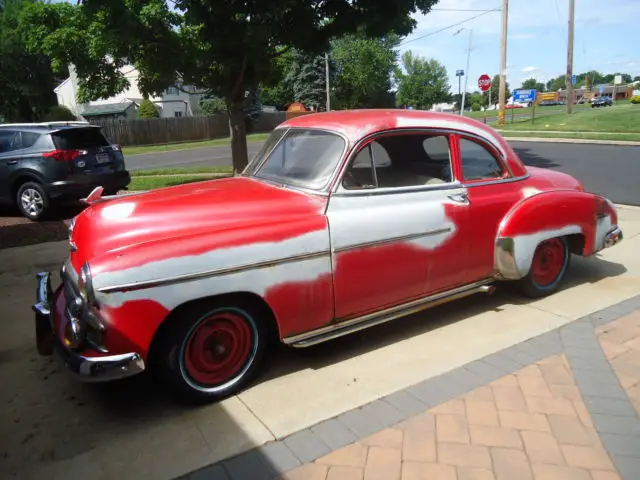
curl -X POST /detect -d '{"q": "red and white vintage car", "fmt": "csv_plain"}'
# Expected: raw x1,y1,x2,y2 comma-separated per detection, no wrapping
33,110,623,403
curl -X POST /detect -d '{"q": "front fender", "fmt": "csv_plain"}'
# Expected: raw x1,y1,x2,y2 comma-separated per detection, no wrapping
495,189,616,280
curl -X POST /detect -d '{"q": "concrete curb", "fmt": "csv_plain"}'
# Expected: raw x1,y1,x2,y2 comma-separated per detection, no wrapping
503,136,640,146
179,294,640,480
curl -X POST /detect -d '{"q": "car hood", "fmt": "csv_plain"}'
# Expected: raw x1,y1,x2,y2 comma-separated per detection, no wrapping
69,176,328,272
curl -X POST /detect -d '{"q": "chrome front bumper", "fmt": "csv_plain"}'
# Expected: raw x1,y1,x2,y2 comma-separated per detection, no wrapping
32,271,145,382
604,226,623,249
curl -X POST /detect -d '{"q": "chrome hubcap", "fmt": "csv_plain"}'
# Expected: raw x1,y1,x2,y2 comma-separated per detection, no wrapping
20,188,44,217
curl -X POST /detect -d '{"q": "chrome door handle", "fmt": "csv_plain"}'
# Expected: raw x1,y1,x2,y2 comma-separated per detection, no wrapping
447,192,470,204
7,160,17,165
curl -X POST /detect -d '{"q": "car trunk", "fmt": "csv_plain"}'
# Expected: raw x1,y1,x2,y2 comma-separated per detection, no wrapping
51,127,125,175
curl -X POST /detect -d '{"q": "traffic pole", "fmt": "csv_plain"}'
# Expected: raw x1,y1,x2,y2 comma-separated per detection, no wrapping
498,0,509,125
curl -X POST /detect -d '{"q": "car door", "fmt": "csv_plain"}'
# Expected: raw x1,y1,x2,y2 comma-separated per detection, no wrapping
0,130,21,202
326,130,470,320
453,134,526,282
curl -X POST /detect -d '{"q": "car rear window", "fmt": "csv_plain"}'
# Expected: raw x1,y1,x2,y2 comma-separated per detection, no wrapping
52,128,110,149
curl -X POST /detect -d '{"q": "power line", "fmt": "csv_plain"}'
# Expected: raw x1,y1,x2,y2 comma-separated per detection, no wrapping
399,9,500,46
431,8,501,12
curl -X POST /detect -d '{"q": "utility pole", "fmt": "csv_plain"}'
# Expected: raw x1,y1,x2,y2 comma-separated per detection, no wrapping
497,0,509,125
460,29,473,116
325,53,331,112
565,0,575,114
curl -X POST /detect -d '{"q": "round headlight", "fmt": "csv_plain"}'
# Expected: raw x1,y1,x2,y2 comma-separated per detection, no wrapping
79,262,96,305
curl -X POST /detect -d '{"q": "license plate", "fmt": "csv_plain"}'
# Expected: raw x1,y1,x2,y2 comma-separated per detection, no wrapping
96,153,110,164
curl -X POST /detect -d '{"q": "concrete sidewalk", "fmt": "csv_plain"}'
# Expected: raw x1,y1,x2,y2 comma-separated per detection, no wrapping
185,298,640,480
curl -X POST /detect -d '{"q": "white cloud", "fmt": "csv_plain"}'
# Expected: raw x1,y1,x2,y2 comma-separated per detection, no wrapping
522,66,538,73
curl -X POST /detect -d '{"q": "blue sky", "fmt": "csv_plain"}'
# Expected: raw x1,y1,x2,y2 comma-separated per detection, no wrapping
400,0,640,94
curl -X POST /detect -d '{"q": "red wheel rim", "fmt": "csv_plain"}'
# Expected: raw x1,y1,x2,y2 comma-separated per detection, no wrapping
183,312,253,385
531,238,566,287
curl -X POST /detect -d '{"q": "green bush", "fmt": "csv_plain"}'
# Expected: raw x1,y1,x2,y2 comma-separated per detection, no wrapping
471,102,481,112
630,95,640,104
138,98,160,118
43,105,76,121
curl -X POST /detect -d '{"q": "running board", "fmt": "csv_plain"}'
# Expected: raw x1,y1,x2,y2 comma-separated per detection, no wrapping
283,281,496,348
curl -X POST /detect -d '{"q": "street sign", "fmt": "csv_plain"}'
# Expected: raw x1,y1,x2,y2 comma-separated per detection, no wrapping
513,88,537,103
456,70,464,77
572,74,577,85
478,74,492,92
614,75,622,85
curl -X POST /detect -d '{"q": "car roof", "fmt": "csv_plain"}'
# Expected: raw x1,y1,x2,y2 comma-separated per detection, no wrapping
0,122,101,134
278,109,527,177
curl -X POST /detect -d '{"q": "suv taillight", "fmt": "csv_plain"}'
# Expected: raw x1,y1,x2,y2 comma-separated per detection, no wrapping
43,149,83,162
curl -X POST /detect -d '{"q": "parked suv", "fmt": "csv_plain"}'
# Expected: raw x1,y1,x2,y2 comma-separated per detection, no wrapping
0,122,130,220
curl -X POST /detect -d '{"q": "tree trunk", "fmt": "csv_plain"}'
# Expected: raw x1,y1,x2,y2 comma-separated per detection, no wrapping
228,103,249,175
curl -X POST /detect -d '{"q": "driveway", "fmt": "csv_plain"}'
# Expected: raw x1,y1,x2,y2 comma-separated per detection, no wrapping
1,205,640,480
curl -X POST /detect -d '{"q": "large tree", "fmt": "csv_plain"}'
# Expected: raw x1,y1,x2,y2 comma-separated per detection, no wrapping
521,78,545,93
330,33,400,109
395,51,449,110
23,0,438,173
486,74,510,107
0,0,60,122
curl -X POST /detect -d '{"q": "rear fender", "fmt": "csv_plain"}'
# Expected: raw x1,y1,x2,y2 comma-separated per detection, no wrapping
495,189,614,279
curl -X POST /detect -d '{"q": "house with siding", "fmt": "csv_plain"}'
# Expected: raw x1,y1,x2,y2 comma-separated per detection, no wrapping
54,64,204,120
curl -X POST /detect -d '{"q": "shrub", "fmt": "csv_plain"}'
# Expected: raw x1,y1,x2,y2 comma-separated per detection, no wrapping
471,102,481,112
138,98,160,118
43,105,76,121
630,95,640,104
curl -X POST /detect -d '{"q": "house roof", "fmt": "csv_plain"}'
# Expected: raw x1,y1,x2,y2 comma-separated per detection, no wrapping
54,77,71,93
82,101,136,116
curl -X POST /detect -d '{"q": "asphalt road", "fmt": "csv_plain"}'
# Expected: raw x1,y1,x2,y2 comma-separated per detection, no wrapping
126,140,640,206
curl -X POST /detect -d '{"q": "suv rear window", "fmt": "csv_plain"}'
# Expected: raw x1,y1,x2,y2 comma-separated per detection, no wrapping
52,128,110,149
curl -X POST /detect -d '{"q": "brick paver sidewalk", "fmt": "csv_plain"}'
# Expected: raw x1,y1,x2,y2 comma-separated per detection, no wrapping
185,297,640,480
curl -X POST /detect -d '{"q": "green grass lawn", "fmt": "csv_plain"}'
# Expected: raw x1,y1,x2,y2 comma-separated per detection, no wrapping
122,133,270,156
499,131,640,142
131,166,232,176
466,102,591,120
128,175,220,190
494,103,640,133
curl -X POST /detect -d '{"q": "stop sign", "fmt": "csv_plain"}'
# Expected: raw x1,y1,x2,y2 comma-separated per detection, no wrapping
478,74,492,92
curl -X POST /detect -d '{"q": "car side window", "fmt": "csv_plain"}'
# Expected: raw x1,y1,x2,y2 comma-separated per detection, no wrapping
342,133,453,190
459,138,506,181
21,132,41,149
0,131,20,154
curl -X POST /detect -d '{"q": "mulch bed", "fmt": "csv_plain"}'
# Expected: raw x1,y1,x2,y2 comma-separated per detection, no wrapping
0,205,84,250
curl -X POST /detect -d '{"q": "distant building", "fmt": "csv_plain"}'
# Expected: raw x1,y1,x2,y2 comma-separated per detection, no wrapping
540,84,634,103
54,65,204,120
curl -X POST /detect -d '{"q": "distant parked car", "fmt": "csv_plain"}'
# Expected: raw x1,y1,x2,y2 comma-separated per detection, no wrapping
0,122,130,220
592,97,613,108
505,103,524,109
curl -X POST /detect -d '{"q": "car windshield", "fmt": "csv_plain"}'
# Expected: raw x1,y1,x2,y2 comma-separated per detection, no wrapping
244,128,346,191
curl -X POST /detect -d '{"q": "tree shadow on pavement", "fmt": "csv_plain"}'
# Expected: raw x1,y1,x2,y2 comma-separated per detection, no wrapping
511,146,561,169
0,203,85,249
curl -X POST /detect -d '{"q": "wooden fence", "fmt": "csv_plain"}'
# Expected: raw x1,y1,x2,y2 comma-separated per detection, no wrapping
88,112,287,146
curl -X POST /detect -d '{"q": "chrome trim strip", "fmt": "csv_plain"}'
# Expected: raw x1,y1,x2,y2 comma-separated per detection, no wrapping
333,180,464,197
283,279,495,347
32,272,52,316
333,227,453,254
463,172,530,188
97,250,331,294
